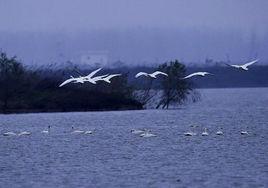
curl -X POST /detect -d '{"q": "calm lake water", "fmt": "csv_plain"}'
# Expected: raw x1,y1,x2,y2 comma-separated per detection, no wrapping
0,88,267,188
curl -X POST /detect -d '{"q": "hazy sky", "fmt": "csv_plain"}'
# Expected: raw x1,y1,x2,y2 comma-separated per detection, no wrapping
0,0,268,64
1,0,267,32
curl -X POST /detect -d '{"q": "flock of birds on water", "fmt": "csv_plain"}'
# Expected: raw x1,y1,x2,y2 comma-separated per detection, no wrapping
2,59,258,137
1,125,250,137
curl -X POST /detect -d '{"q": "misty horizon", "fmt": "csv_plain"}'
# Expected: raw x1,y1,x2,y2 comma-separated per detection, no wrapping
0,0,268,65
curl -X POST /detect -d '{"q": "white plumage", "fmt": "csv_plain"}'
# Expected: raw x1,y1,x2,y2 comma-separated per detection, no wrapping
135,71,168,78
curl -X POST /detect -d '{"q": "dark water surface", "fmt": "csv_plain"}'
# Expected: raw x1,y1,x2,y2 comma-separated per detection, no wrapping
0,88,267,188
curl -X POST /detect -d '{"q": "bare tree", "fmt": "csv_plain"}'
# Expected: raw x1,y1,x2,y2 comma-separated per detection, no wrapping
156,60,198,109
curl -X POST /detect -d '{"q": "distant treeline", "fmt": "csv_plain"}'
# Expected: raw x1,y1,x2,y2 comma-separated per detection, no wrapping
0,51,267,113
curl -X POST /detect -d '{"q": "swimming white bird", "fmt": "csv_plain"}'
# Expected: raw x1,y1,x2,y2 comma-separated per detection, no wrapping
201,128,209,136
102,74,122,83
71,127,84,134
41,125,51,134
226,59,258,71
184,125,197,136
131,129,145,134
71,130,84,134
135,71,168,78
140,130,156,137
182,72,213,79
84,130,93,135
216,128,223,135
18,131,31,136
241,131,249,135
3,132,17,136
184,131,196,136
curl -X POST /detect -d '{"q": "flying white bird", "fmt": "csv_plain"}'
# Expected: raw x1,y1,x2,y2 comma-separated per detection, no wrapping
225,59,258,71
182,72,213,79
59,68,103,87
90,74,109,83
135,71,168,78
85,68,102,79
83,68,103,84
59,76,78,87
73,76,85,84
102,74,122,83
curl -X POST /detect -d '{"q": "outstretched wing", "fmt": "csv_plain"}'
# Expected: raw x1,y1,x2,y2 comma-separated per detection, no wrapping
204,72,214,76
181,73,197,79
135,72,148,78
224,63,233,67
243,59,258,67
151,71,168,77
107,74,121,80
103,74,121,83
59,78,74,87
86,68,102,78
91,74,109,82
225,63,241,68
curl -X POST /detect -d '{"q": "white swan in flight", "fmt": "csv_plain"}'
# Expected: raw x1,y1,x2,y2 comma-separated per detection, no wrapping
226,59,258,71
18,131,31,136
59,68,102,87
83,68,104,84
42,125,51,134
135,71,168,78
182,72,213,79
59,76,86,87
85,68,102,79
73,76,86,84
59,76,78,87
3,131,17,136
90,74,109,83
201,128,209,136
102,74,122,83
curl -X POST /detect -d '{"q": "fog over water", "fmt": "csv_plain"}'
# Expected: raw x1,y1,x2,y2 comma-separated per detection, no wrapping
0,0,268,64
